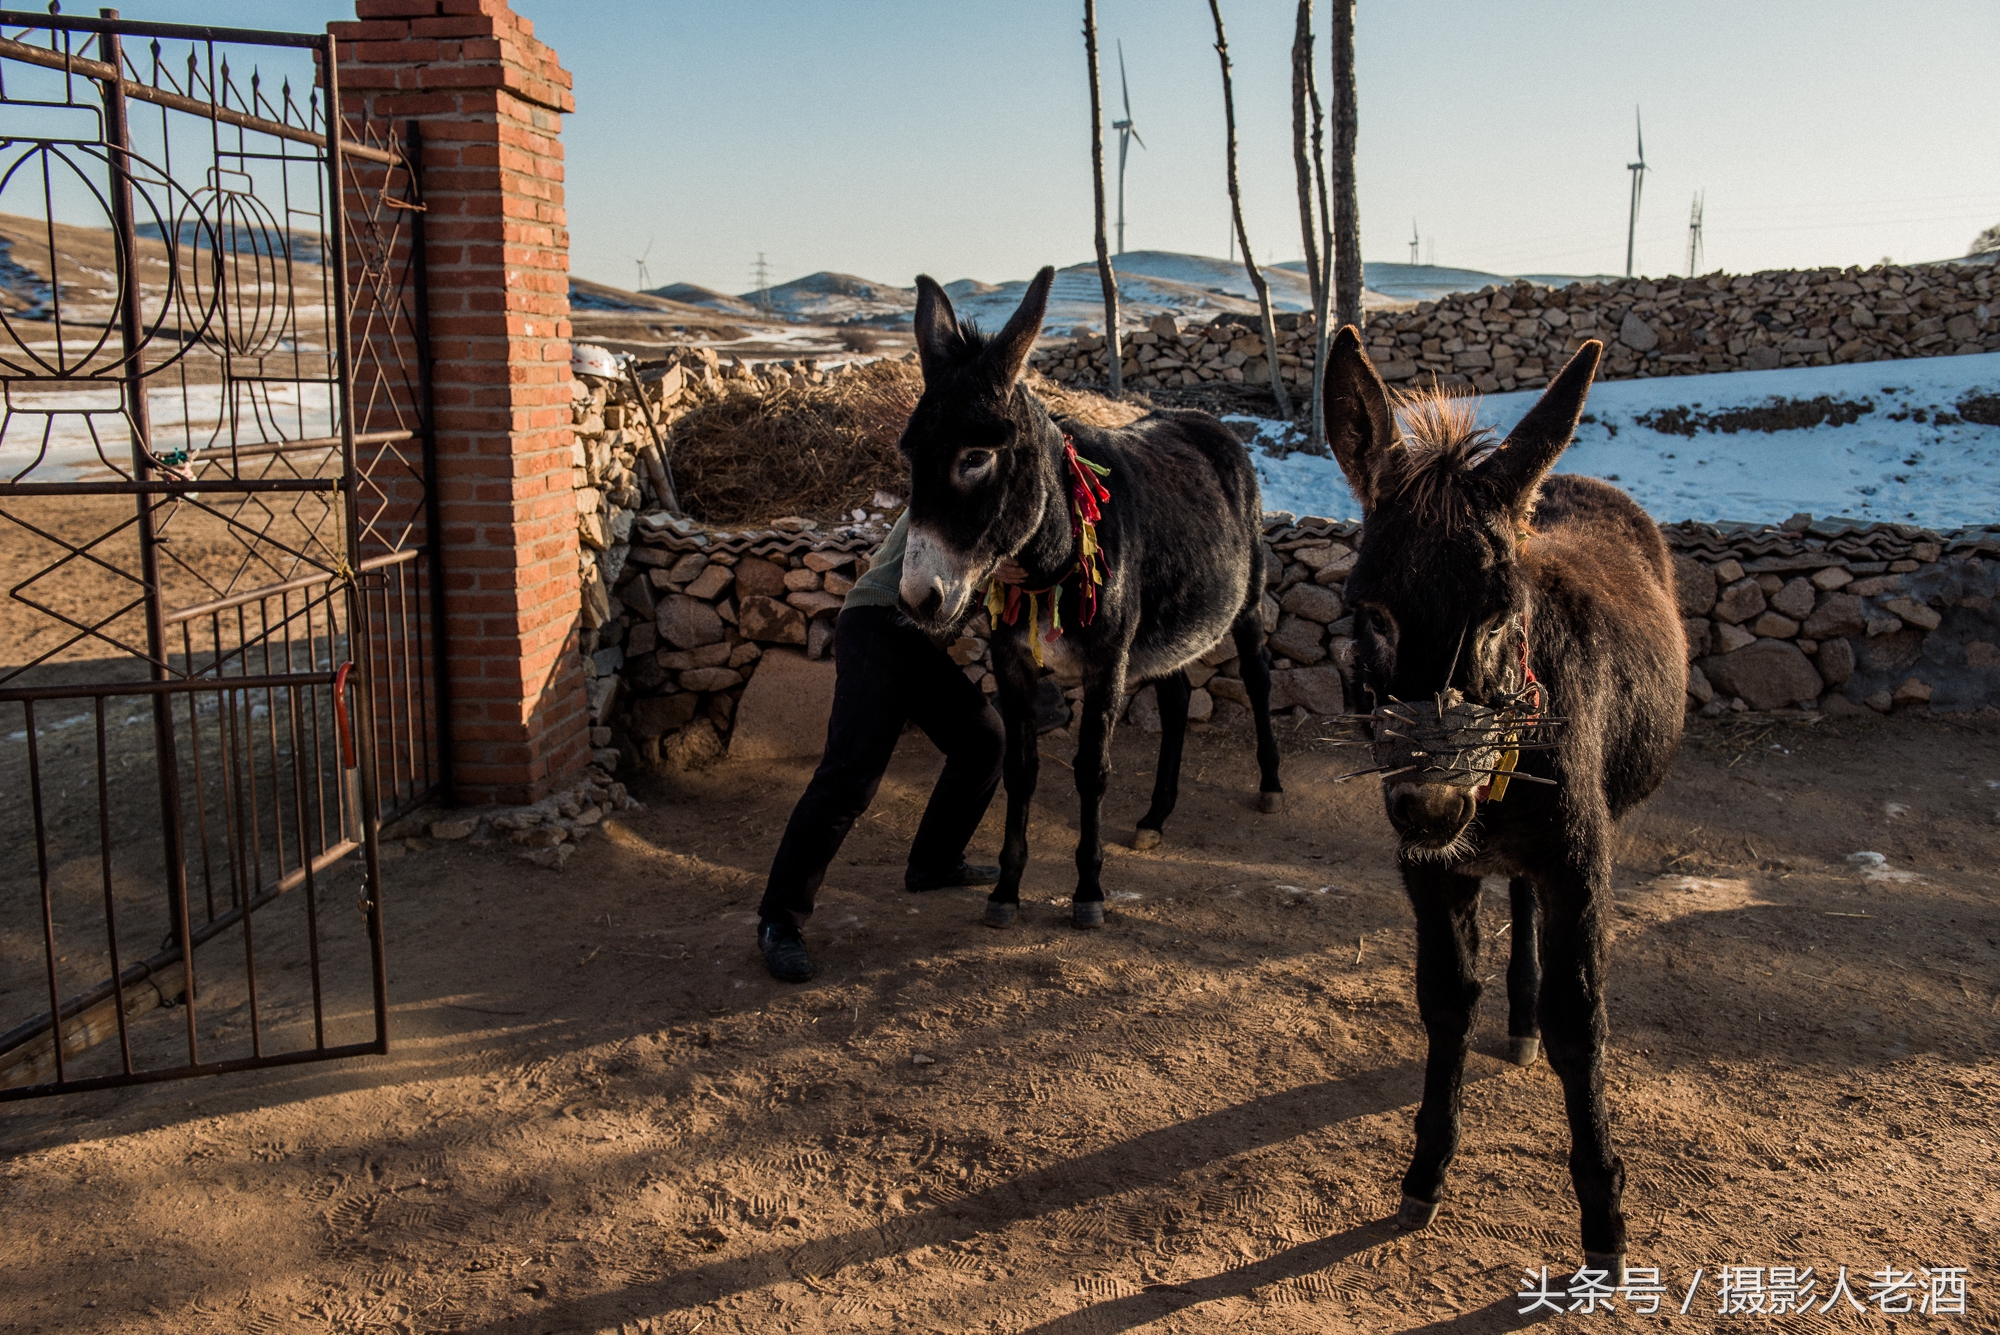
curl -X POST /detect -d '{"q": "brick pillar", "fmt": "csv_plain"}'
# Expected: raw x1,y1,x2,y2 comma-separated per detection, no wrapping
332,0,586,804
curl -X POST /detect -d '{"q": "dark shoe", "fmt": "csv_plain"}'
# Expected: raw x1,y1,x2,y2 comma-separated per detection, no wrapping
758,921,816,983
904,861,1002,893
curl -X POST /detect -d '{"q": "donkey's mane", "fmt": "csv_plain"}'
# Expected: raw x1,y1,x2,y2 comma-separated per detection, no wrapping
1378,387,1500,528
932,317,994,371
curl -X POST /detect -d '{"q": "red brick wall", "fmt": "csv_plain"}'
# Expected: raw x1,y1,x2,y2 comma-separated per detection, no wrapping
332,0,585,805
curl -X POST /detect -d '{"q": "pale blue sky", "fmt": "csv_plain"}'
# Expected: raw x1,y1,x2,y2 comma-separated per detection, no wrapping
93,2,2000,293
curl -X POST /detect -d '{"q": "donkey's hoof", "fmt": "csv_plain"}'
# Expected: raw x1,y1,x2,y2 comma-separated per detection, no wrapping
1258,791,1284,814
1507,1035,1541,1067
1071,900,1106,929
1582,1252,1628,1287
983,901,1017,929
1396,1195,1441,1231
1132,827,1162,851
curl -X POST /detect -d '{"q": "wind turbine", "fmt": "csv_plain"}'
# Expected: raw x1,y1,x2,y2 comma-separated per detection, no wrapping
1624,108,1647,278
1685,190,1705,278
1409,218,1420,265
633,237,655,292
1111,41,1145,254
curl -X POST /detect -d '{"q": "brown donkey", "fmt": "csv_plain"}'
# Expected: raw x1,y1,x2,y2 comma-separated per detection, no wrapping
1322,327,1685,1280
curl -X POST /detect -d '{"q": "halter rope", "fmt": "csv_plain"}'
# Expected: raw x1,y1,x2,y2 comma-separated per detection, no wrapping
983,434,1112,668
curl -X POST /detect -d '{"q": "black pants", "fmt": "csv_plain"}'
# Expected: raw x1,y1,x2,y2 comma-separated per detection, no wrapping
758,605,1005,927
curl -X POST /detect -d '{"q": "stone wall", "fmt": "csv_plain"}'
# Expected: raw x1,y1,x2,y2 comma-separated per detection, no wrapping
1032,260,1999,399
590,508,2000,769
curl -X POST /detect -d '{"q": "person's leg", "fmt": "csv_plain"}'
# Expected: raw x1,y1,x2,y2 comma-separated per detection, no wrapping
758,607,911,930
901,623,1006,883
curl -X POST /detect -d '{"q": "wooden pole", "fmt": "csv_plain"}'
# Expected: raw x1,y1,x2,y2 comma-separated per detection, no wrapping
1084,1,1122,395
1209,0,1291,419
1291,1,1323,319
1330,0,1363,333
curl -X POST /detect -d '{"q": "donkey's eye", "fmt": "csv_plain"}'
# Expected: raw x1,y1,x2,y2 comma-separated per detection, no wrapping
959,450,993,473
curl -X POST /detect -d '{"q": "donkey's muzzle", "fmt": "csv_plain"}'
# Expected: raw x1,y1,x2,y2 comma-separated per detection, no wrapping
1386,782,1476,847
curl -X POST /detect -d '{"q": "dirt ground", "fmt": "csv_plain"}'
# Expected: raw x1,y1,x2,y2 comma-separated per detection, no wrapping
2,709,1997,1334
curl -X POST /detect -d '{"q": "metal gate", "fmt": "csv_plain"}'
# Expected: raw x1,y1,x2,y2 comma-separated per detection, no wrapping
0,11,443,1097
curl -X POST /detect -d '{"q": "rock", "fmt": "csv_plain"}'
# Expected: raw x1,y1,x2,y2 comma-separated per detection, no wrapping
1682,617,1712,659
619,575,658,618
1810,566,1854,591
679,667,744,693
429,816,478,840
1865,690,1893,713
1861,629,1923,674
733,557,791,599
1207,676,1250,708
1813,637,1856,686
1865,611,1904,637
1802,592,1865,639
1278,583,1344,623
1696,639,1823,711
631,692,700,739
1618,311,1660,352
1879,596,1941,631
1672,554,1718,616
1712,578,1766,625
664,718,727,769
1127,683,1160,732
522,842,575,869
786,590,846,618
666,553,708,584
657,595,725,649
659,642,732,671
1268,614,1327,665
1822,693,1871,718
783,567,821,593
511,825,566,848
1892,677,1933,708
1266,664,1344,715
591,746,622,773
683,564,735,600
1293,543,1356,578
806,616,836,661
1751,611,1800,638
803,550,855,574
729,640,763,669
737,595,808,645
1685,663,1714,705
1746,346,1781,371
1769,577,1817,620
1714,622,1757,653
729,648,835,760
1187,687,1213,722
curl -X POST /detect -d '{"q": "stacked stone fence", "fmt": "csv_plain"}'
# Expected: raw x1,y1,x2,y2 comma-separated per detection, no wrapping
578,506,2000,776
1032,260,1999,400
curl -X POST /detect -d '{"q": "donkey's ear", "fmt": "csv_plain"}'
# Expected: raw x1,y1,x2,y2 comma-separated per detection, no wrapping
1322,324,1399,512
987,266,1056,386
912,274,960,383
1484,339,1602,517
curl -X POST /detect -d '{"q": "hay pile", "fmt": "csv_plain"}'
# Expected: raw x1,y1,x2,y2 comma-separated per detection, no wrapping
665,359,1146,527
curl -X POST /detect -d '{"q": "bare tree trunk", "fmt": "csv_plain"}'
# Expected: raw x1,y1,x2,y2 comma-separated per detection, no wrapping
1209,0,1291,419
1290,1,1322,319
1330,0,1362,333
1083,1,1122,396
1304,4,1336,452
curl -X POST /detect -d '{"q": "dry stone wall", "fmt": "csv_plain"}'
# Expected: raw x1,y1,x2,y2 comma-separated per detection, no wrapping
1032,261,1999,398
588,508,2000,770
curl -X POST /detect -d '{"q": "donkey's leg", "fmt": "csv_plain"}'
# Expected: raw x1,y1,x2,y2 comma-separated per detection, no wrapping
1506,876,1542,1066
985,650,1041,929
1133,671,1191,851
1069,652,1129,929
1396,865,1483,1230
1231,611,1284,813
1537,850,1628,1279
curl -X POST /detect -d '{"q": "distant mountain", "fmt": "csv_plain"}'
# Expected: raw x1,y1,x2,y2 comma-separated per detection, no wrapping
646,281,760,316
624,252,1626,334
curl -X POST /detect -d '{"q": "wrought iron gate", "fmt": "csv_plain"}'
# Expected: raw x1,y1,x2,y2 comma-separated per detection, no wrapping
0,11,443,1097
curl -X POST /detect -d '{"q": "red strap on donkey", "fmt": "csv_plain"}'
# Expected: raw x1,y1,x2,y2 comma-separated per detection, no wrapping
985,435,1112,667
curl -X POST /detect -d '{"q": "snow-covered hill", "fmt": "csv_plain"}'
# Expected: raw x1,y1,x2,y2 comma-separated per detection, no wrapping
1246,353,2000,528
